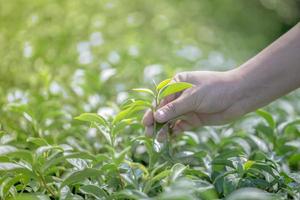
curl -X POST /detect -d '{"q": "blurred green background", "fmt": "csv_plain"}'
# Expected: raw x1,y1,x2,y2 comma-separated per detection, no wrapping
0,0,299,138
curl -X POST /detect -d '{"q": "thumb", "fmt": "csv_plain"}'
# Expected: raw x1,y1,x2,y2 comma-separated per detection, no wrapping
154,93,193,123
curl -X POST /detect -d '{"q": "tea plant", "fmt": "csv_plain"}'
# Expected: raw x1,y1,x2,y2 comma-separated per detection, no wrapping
0,77,300,200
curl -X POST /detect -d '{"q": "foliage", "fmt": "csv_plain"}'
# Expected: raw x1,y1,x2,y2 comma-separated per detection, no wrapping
1,0,300,199
1,77,300,199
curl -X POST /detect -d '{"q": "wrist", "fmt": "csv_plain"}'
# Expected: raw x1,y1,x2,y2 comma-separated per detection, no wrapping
227,65,267,114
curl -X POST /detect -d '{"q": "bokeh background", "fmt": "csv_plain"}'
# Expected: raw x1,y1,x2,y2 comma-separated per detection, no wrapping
0,0,300,141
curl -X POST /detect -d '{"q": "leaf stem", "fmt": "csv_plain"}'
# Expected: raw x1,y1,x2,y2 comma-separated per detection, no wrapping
37,171,56,197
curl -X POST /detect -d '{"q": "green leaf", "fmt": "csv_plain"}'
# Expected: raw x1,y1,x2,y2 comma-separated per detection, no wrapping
7,193,50,200
0,146,33,163
26,137,49,146
0,162,35,178
256,109,276,129
61,168,102,187
0,174,28,199
168,163,187,183
143,169,171,193
109,189,148,200
226,187,275,200
243,160,255,170
75,113,108,127
132,88,155,97
159,82,193,100
43,152,98,173
35,145,63,158
121,100,152,110
156,78,172,91
79,185,108,199
113,105,146,124
0,145,18,155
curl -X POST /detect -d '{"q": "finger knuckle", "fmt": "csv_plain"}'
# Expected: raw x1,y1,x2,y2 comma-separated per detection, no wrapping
166,103,177,114
174,72,188,82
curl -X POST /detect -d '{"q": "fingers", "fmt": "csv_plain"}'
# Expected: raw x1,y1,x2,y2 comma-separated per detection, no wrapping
154,91,194,123
156,112,201,140
142,109,153,126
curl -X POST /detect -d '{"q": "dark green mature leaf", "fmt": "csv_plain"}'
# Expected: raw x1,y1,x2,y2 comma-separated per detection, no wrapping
256,109,276,129
79,185,108,199
0,145,18,155
168,163,187,183
7,193,50,200
26,137,49,146
109,189,148,200
0,174,28,199
226,187,275,200
35,145,63,158
144,169,171,193
75,113,108,127
0,145,32,163
61,168,102,187
0,162,35,178
158,82,193,100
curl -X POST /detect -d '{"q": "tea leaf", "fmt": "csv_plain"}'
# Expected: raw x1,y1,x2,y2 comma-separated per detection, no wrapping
132,88,155,97
244,160,255,170
79,185,108,199
61,168,102,187
26,137,49,146
256,109,276,129
75,113,108,127
169,163,187,182
159,82,193,100
7,193,50,200
156,78,172,91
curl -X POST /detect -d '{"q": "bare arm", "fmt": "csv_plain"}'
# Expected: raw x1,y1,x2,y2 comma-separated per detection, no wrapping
143,23,300,140
233,22,300,114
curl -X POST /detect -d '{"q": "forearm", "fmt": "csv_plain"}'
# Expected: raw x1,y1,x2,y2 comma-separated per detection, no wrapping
233,23,300,113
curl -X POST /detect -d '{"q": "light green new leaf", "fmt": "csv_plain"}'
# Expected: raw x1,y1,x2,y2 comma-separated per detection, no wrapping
256,109,276,129
159,82,193,100
132,88,155,97
75,113,108,127
113,105,146,124
156,78,172,91
61,168,102,187
122,100,152,110
243,160,255,170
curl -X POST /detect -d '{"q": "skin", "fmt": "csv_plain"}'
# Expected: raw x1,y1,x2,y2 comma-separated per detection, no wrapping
143,22,300,141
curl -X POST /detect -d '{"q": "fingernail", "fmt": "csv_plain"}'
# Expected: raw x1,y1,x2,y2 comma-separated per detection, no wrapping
156,110,165,120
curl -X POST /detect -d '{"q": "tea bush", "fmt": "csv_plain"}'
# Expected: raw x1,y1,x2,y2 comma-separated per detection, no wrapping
0,0,300,199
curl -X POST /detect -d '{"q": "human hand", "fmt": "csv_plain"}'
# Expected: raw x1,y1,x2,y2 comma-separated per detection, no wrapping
142,70,246,140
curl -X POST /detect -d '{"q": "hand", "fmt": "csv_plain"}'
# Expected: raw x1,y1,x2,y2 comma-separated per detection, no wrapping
142,70,246,140
143,23,300,141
